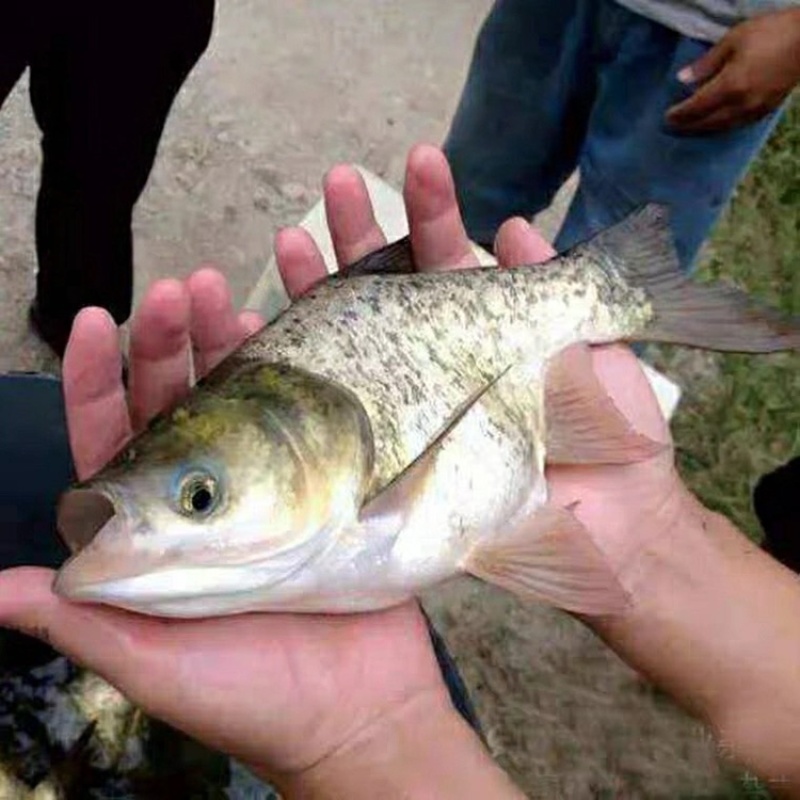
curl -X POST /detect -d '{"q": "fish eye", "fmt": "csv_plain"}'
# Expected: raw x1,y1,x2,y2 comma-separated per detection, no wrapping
178,470,221,518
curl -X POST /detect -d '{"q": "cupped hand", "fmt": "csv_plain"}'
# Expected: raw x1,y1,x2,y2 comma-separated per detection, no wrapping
666,8,800,133
0,142,685,791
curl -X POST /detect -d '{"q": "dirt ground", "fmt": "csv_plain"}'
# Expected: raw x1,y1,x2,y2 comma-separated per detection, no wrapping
0,1,732,797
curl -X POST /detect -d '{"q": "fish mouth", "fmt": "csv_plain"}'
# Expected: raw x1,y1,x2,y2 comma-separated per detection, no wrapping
52,489,286,615
53,556,269,615
57,488,118,554
54,488,169,604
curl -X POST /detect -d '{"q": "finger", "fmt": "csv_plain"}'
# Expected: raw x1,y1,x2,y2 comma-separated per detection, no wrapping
666,74,730,126
275,227,329,299
677,40,732,85
403,143,479,272
0,567,168,701
63,308,131,480
187,267,249,378
238,310,265,337
494,217,557,267
323,165,387,269
129,279,192,430
666,104,753,133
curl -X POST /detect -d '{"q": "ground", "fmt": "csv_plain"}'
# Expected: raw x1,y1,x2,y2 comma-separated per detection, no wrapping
0,1,794,797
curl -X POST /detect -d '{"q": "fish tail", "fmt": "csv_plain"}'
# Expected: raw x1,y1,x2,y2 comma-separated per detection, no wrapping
574,204,800,353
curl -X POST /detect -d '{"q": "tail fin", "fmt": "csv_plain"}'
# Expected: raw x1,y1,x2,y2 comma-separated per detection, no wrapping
571,204,800,353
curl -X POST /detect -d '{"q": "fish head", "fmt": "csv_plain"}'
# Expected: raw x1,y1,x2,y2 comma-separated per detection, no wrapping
53,364,374,615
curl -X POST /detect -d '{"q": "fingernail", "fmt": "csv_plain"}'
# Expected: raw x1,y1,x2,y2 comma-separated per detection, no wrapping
677,67,694,84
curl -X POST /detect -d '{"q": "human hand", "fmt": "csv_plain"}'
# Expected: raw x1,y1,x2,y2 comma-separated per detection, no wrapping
0,141,683,797
666,8,800,133
278,145,800,795
0,161,520,798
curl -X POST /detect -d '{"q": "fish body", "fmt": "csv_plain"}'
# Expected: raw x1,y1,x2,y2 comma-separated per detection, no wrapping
53,206,800,618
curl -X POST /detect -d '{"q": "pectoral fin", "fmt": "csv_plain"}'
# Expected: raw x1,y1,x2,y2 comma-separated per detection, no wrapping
361,366,513,519
463,504,629,616
359,441,440,524
544,344,666,465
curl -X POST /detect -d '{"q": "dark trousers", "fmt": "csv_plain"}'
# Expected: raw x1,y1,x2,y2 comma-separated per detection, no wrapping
1,0,215,338
755,456,800,574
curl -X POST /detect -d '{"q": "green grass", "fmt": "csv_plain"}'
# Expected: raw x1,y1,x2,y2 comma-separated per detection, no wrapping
655,99,800,540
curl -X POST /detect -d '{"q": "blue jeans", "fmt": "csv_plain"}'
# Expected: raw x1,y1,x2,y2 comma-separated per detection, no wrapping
443,0,785,271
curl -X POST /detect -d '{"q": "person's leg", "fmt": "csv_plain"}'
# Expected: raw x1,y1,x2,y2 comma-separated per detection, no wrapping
27,0,215,357
554,5,785,270
442,0,599,249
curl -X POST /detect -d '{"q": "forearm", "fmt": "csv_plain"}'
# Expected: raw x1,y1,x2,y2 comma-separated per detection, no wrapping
263,692,526,800
590,490,800,794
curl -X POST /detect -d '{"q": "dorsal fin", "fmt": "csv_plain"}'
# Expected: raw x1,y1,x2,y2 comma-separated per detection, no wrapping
345,235,416,276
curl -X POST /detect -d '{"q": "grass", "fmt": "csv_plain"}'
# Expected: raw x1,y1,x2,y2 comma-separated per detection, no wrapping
651,99,800,540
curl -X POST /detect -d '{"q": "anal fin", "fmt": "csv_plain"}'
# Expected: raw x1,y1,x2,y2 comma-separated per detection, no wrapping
463,504,629,616
545,344,666,465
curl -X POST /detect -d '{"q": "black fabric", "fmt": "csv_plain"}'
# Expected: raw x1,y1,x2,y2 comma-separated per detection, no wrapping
754,455,800,574
0,374,73,671
421,608,484,737
0,0,215,348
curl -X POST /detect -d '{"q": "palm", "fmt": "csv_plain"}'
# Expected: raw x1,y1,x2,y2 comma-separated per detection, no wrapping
90,601,437,773
547,345,678,573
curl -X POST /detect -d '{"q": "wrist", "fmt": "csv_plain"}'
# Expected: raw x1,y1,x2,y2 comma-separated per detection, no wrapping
588,487,746,719
271,689,525,800
587,486,800,788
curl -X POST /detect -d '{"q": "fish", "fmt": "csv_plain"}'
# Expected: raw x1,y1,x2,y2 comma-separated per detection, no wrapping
51,204,800,618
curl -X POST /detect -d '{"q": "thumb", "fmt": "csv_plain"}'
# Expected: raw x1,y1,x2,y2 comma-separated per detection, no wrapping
677,40,732,85
0,567,160,693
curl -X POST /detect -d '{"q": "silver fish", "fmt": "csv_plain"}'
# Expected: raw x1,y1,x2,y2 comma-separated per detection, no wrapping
52,205,799,618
